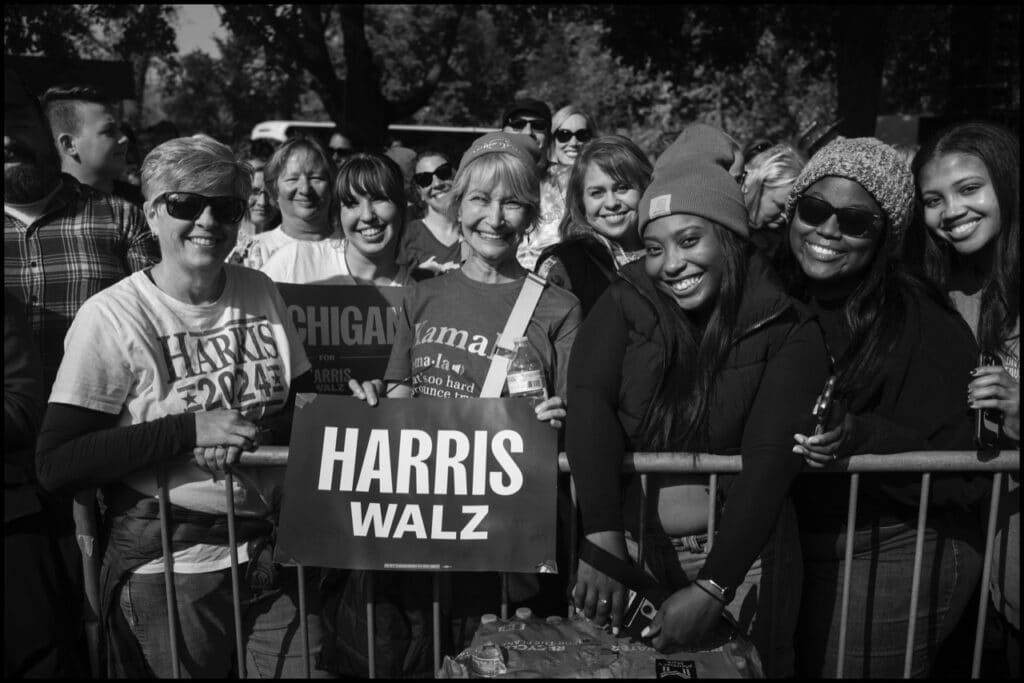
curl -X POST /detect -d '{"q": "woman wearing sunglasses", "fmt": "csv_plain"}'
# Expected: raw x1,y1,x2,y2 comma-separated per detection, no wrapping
34,135,327,677
261,153,413,286
242,137,334,271
780,138,983,678
516,105,598,270
535,134,652,317
567,124,829,677
398,150,464,277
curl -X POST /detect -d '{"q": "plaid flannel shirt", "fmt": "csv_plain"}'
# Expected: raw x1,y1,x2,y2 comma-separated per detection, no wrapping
4,176,160,389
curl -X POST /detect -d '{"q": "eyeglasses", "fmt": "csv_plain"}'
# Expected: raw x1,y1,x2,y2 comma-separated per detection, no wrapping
505,117,550,134
154,192,247,224
553,128,593,144
413,163,454,188
795,194,884,239
330,147,353,159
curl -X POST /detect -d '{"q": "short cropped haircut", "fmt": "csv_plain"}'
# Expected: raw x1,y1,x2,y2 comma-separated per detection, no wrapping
561,134,653,240
445,151,540,227
335,153,408,232
41,84,112,136
264,137,332,201
141,134,252,201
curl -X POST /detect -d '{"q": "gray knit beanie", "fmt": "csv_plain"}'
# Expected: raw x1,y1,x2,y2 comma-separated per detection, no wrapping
785,136,915,239
637,123,749,237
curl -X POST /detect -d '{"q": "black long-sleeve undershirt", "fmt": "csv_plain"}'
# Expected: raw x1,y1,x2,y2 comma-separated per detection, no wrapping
35,371,315,498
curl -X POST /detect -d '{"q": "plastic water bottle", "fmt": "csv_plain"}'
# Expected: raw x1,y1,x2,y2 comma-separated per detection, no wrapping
506,337,548,406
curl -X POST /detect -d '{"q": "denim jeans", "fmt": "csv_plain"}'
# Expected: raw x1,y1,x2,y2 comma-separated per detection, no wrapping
796,508,983,678
119,564,329,678
630,499,803,678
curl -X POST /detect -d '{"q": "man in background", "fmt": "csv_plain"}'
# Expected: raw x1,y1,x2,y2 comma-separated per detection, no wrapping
42,84,142,205
5,69,159,390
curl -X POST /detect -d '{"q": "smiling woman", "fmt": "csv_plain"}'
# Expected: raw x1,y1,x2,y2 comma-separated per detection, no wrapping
778,136,985,678
567,123,829,677
34,134,327,677
534,135,652,317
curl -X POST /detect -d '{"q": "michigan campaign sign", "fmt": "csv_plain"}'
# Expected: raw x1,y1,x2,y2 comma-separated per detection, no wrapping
276,395,558,573
277,284,404,394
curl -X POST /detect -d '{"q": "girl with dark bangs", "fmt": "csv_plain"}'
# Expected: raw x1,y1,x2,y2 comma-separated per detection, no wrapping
261,153,414,286
783,137,984,678
567,124,830,677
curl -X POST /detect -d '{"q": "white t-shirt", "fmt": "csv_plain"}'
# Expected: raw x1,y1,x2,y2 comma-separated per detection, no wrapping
50,265,311,572
261,237,412,286
243,227,299,270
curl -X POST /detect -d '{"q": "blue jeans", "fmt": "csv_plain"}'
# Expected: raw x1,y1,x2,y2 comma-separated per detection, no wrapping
632,499,803,678
796,508,982,678
119,564,328,678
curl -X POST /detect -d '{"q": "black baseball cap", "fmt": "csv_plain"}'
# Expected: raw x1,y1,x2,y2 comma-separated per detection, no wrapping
502,98,552,127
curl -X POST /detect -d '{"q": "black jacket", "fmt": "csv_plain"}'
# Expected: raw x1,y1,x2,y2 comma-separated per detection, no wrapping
567,252,830,588
536,235,619,318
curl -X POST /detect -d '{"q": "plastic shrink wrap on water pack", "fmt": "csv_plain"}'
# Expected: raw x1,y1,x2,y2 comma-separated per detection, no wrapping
437,611,763,679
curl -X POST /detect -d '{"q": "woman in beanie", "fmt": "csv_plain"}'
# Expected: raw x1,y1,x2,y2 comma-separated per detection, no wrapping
344,131,581,670
566,124,830,676
781,136,984,677
535,134,652,317
913,121,1019,676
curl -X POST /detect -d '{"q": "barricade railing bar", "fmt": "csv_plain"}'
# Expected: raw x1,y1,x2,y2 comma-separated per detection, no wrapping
76,449,1018,679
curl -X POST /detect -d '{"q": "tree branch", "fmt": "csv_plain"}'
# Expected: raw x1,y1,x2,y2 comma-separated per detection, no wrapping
387,5,467,120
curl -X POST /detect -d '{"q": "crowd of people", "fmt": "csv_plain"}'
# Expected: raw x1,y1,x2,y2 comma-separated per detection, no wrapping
4,64,1019,680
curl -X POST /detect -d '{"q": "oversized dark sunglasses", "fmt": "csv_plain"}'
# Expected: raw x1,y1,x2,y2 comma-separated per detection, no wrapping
155,192,247,224
795,194,884,239
505,117,550,133
330,147,354,159
413,163,454,188
553,128,592,144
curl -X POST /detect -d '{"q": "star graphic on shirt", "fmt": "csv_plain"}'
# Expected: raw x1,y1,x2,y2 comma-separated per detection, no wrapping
183,392,197,406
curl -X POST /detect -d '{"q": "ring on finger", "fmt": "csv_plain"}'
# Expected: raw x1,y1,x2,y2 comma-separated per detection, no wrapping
598,598,610,606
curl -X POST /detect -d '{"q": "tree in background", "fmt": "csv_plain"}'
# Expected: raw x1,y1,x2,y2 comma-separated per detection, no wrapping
218,4,465,150
4,4,178,128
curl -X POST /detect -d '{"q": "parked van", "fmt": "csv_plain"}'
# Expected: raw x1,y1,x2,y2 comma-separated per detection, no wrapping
250,120,498,162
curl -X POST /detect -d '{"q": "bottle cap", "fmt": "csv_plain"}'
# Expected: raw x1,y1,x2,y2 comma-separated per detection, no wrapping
515,606,532,620
481,613,498,624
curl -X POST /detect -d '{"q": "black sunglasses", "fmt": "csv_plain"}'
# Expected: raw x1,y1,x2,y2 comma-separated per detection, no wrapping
155,192,247,224
330,147,353,159
795,194,884,239
505,117,550,133
553,128,592,144
413,163,454,188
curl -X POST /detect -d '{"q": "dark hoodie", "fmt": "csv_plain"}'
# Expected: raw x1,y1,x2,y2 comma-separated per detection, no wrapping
567,252,830,589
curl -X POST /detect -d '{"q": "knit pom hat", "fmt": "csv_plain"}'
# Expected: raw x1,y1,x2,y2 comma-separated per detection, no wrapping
637,123,748,237
785,136,915,239
459,132,541,171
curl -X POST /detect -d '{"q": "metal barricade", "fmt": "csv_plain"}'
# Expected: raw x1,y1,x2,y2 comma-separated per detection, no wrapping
77,449,1018,679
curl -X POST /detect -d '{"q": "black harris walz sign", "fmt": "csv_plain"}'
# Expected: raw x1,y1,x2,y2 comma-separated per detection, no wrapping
276,395,558,573
276,284,404,394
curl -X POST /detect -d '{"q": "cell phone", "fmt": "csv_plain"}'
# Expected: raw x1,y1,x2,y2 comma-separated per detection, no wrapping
812,376,837,436
975,352,1002,448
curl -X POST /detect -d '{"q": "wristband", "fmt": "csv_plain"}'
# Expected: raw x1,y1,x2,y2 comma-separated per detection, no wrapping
696,581,729,606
